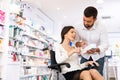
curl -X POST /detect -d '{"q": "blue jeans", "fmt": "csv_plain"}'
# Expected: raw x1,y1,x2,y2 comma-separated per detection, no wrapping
80,56,105,76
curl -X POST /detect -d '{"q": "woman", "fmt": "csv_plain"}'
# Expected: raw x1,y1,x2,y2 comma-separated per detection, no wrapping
54,26,104,80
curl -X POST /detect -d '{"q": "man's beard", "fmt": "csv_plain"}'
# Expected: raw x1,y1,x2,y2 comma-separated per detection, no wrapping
84,24,94,29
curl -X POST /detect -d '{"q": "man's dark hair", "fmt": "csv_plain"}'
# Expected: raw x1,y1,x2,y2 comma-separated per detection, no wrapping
84,6,98,19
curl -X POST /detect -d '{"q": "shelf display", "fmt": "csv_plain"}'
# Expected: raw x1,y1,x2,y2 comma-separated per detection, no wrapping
0,9,5,52
0,9,5,79
7,3,55,79
0,1,55,80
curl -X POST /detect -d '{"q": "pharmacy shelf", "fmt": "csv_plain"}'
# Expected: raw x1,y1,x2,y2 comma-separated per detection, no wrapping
0,8,6,80
0,50,3,53
0,35,4,39
4,2,56,80
19,23,51,80
9,24,25,31
21,65,48,68
21,54,49,59
7,62,20,65
20,73,50,78
23,44,43,50
0,23,4,26
8,46,21,52
24,24,47,36
22,32,48,44
24,23,56,42
9,37,23,42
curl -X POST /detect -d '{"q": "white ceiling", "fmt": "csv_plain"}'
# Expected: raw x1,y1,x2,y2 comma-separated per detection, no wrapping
21,0,120,33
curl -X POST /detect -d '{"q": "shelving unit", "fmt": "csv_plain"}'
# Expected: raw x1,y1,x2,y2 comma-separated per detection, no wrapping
8,12,52,80
0,25,4,52
0,8,5,79
0,1,55,80
8,1,56,80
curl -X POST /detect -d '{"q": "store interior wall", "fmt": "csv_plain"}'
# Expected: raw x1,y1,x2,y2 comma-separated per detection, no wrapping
20,0,120,39
21,2,55,36
20,0,120,53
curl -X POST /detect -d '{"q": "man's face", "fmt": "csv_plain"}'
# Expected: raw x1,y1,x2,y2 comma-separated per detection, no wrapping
83,16,96,29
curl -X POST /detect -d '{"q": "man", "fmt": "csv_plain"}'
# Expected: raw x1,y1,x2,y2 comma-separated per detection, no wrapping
75,6,109,76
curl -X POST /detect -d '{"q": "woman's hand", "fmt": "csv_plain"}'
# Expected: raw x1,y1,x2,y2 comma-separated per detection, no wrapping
74,47,81,54
71,47,81,55
85,61,99,67
68,47,81,56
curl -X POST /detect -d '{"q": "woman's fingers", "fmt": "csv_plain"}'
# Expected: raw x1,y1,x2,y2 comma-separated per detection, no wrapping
87,61,99,67
93,61,99,67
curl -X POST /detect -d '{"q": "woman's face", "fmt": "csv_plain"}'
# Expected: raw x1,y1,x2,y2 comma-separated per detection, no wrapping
65,28,76,41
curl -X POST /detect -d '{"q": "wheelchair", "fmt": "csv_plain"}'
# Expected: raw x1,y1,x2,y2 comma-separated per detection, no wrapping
48,50,70,80
48,50,99,80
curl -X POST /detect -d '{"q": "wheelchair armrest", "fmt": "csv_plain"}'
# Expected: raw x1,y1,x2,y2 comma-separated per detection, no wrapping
48,63,70,69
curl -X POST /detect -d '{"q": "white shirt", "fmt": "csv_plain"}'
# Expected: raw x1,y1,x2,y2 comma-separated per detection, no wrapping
75,20,109,61
53,43,87,74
